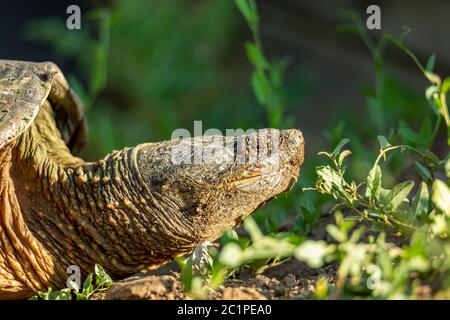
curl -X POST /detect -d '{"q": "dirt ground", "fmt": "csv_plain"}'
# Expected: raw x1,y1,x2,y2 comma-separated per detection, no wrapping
94,214,338,300
91,211,440,300
93,258,337,300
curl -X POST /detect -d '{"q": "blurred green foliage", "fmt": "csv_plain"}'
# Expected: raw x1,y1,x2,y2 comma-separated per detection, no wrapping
25,0,273,159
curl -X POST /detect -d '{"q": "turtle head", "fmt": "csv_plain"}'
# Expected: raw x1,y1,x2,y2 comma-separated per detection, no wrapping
133,128,304,242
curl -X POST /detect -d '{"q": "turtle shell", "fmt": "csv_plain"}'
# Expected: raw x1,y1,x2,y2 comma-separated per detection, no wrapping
0,60,87,154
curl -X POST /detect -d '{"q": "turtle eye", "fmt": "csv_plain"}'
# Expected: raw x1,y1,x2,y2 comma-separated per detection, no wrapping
150,179,165,189
148,176,172,192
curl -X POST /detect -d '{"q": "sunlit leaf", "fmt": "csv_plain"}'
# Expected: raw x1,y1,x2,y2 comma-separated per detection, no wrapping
338,150,352,166
219,243,242,268
377,135,391,150
424,71,441,86
295,240,334,268
412,182,429,218
243,216,263,241
332,138,350,157
245,42,269,69
251,70,270,105
432,179,450,216
366,165,382,202
383,181,414,210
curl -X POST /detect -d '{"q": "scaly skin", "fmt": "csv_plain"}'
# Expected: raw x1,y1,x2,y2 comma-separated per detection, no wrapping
0,101,304,299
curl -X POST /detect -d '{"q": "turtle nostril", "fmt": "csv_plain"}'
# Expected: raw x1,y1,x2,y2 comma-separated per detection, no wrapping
280,129,304,166
36,72,49,82
290,158,299,167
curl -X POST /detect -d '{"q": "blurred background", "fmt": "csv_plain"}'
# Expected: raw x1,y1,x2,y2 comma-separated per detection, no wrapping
1,0,449,233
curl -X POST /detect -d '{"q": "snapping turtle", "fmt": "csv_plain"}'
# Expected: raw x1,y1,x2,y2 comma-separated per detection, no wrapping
0,60,304,299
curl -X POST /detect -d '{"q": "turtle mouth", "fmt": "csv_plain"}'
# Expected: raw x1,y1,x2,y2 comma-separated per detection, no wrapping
228,173,263,187
225,162,285,192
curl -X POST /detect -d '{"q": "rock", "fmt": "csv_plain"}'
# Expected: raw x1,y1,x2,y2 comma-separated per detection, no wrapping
104,274,185,300
220,287,267,300
283,274,297,289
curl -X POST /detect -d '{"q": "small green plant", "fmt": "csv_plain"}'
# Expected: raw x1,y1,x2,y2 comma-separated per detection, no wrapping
235,0,288,128
177,242,215,299
215,147,449,298
341,11,449,147
30,264,114,300
308,136,445,235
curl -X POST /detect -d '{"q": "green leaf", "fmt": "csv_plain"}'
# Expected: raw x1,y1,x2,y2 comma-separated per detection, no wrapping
415,162,432,181
399,120,420,143
223,229,239,241
251,70,270,105
243,217,263,240
180,256,193,291
422,150,441,167
407,256,429,272
383,181,414,210
316,166,344,193
441,77,450,94
51,289,72,300
219,243,243,268
234,0,258,26
326,224,345,243
406,228,427,258
377,135,391,150
432,179,450,216
81,274,94,298
366,165,382,202
338,150,352,166
420,117,432,138
399,119,432,148
94,264,113,289
441,78,450,129
412,182,429,218
332,138,350,157
269,58,289,87
445,157,450,178
299,198,315,214
89,43,108,96
425,53,436,72
88,10,110,101
317,151,332,159
35,288,72,300
245,42,269,69
295,241,334,268
424,71,441,85
425,85,440,114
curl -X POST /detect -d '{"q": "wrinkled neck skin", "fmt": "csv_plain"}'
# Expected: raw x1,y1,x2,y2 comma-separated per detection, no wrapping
0,102,200,299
